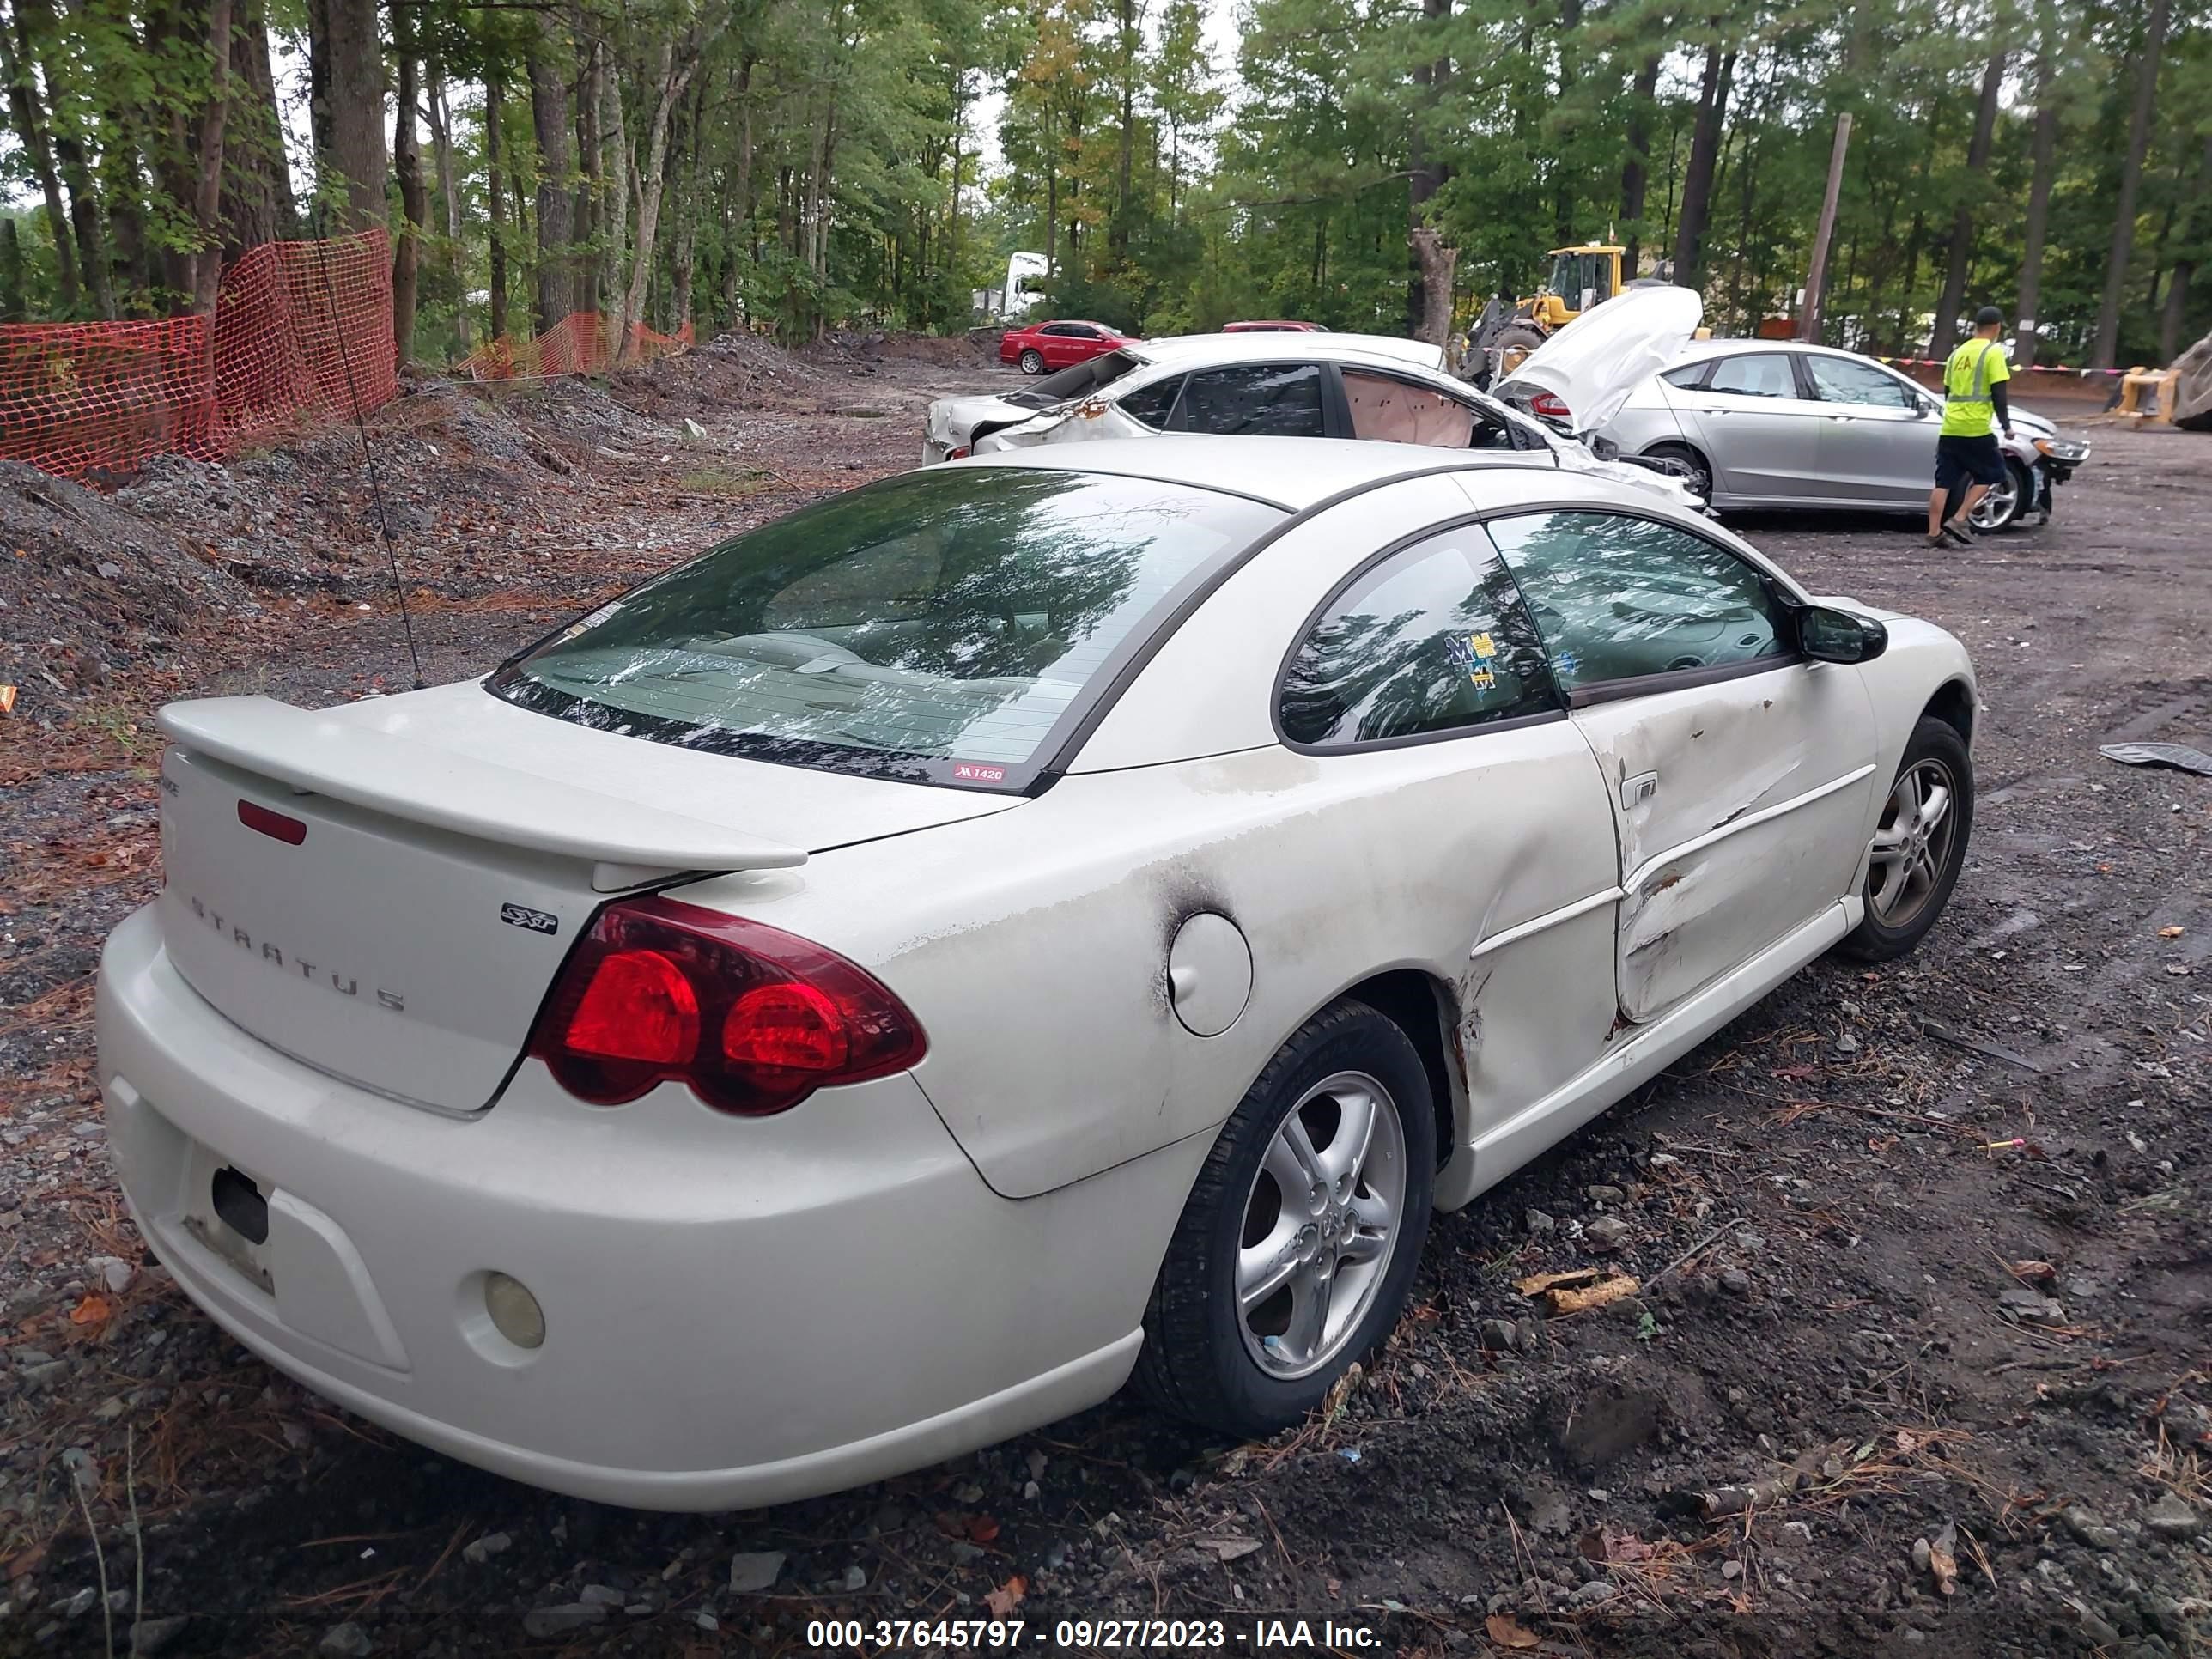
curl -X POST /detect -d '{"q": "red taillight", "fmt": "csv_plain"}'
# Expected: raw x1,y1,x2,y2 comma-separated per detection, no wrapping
526,896,926,1115
237,799,307,844
945,445,971,460
1530,393,1571,419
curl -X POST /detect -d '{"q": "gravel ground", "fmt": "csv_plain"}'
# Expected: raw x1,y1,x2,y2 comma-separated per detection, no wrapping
0,352,2204,1658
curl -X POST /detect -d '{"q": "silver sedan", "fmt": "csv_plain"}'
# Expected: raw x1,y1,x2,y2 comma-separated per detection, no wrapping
1597,339,2089,532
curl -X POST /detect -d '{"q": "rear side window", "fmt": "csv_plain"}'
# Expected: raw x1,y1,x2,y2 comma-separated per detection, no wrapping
1279,527,1559,747
1340,370,1477,447
492,469,1280,787
1117,374,1185,429
1706,355,1798,398
1484,511,1788,693
1171,363,1327,437
1662,362,1709,389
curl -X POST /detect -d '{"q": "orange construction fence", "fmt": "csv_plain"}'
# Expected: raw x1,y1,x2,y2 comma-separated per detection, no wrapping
0,229,692,481
455,312,695,380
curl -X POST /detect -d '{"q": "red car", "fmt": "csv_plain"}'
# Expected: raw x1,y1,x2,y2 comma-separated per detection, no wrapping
1000,319,1134,375
1221,320,1328,332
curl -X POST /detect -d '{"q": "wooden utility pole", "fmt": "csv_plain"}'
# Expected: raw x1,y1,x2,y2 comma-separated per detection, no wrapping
1797,112,1851,343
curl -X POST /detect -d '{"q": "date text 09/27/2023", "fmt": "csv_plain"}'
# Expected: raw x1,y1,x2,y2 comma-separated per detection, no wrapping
804,1615,1387,1650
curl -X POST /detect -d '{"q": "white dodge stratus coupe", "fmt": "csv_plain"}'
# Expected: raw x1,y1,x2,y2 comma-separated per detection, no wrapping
100,437,1975,1510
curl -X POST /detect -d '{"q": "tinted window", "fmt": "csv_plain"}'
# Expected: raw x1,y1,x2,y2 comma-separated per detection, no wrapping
1485,512,1788,691
1171,363,1327,437
1341,370,1477,447
1662,362,1710,390
1803,354,1916,410
492,470,1279,783
1706,355,1799,398
1279,529,1558,746
1117,374,1184,428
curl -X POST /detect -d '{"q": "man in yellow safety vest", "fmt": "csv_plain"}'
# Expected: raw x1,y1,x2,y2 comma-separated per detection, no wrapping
1927,305,2014,548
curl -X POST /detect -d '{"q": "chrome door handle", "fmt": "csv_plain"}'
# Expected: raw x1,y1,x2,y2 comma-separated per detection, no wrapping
1825,414,1856,422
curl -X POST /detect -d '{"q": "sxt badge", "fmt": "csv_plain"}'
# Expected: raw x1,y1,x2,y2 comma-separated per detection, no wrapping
501,902,559,936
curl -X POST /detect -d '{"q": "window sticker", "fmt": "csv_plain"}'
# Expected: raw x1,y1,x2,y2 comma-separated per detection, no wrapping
951,762,1007,784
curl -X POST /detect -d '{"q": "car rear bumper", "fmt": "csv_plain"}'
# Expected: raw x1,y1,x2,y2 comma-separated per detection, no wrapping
97,903,1160,1510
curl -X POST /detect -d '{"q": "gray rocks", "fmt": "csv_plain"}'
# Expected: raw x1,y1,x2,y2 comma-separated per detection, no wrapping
1998,1285,2065,1325
62,1589,98,1620
318,1623,373,1656
461,1532,511,1565
728,1552,787,1594
1569,1579,1619,1607
1719,1267,1752,1296
841,1565,867,1591
1526,1209,1557,1234
1478,1318,1520,1352
579,1584,625,1607
2062,1505,2122,1553
521,1604,606,1638
1584,1216,1632,1254
2145,1493,2203,1538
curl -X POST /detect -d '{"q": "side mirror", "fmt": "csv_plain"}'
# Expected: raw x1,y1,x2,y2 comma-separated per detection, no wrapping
1915,397,1938,419
1797,605,1888,665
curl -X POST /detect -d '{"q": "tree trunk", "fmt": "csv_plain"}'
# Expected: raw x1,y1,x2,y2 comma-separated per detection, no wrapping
0,9,79,310
528,9,574,332
670,74,705,331
1927,49,2005,357
1406,0,1449,337
426,63,466,349
325,0,385,229
1410,226,1457,348
1551,0,1583,246
391,41,425,360
2014,4,2060,366
16,0,110,315
1620,56,1660,276
576,30,600,314
220,0,295,262
620,30,711,357
1111,0,1137,257
486,74,509,340
2090,0,2171,370
599,44,629,320
2160,131,2212,362
0,219,22,319
722,54,753,322
189,0,234,316
1672,40,1735,293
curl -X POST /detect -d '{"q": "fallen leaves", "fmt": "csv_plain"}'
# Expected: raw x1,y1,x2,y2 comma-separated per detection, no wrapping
982,1575,1026,1618
1516,1267,1641,1316
1927,1519,1960,1597
67,1292,112,1329
2158,925,2184,939
1485,1613,1541,1649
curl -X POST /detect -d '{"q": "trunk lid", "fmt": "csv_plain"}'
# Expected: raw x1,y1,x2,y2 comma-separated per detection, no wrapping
156,686,1021,1113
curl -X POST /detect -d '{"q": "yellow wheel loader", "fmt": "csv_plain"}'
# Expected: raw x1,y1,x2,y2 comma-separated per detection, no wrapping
1462,243,1626,386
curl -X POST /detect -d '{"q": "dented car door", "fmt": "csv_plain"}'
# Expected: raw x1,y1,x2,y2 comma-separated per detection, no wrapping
1485,509,1877,1021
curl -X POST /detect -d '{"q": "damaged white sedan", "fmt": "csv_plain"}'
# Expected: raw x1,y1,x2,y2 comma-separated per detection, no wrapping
100,438,1975,1511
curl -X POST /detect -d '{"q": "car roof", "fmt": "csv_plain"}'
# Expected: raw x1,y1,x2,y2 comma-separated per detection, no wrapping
949,434,1568,513
1135,331,1441,368
1674,337,1865,362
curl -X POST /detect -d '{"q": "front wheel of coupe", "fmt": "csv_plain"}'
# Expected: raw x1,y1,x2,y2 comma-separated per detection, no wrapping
1018,348,1045,374
1136,1000,1436,1437
1839,714,1974,962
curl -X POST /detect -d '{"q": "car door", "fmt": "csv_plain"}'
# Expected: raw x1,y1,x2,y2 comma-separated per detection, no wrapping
1485,508,1879,1022
1040,323,1096,368
1669,351,1831,502
1802,351,1941,507
1166,362,1331,437
1270,512,1621,1198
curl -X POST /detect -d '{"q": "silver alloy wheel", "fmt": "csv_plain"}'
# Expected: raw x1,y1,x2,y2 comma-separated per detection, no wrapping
1967,466,2020,531
1867,756,1959,927
1236,1070,1407,1381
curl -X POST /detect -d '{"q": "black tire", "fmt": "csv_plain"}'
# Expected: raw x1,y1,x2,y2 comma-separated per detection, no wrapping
1646,441,1714,504
1838,716,1974,963
1018,349,1045,375
1135,1000,1437,1437
1490,323,1548,379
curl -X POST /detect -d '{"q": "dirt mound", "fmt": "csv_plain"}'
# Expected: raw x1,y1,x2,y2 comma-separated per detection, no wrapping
821,328,997,365
0,459,254,713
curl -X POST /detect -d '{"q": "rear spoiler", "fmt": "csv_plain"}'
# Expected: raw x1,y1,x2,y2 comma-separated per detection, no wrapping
159,696,806,892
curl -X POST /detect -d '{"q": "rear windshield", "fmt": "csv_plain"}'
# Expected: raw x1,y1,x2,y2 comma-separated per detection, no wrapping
1007,349,1145,410
489,467,1279,790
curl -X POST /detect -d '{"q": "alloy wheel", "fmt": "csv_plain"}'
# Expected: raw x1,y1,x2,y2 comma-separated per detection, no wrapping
1235,1070,1407,1380
1967,468,2020,532
1868,757,1958,927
